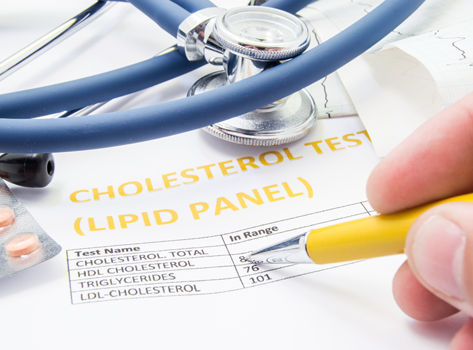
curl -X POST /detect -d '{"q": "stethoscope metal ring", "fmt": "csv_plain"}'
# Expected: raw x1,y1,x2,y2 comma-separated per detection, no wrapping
213,6,310,61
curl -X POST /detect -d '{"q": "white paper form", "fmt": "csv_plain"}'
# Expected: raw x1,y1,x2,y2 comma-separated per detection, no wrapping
1,117,464,350
26,116,379,300
0,1,467,349
303,0,473,156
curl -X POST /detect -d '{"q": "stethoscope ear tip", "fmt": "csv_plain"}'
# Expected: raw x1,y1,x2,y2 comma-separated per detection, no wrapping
0,153,54,188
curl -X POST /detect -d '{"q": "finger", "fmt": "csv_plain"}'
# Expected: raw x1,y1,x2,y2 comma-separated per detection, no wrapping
367,92,473,214
451,318,473,350
405,202,473,316
393,261,458,321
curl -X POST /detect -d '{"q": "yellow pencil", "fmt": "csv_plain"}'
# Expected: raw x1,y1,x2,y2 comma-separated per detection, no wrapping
249,193,473,265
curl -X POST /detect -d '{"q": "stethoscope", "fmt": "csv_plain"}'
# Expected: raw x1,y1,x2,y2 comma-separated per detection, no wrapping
0,0,425,187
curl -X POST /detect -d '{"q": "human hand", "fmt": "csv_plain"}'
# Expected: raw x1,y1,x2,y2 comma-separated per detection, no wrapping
366,92,473,349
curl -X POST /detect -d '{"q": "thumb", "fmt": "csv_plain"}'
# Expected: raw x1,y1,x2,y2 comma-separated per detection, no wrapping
406,201,473,316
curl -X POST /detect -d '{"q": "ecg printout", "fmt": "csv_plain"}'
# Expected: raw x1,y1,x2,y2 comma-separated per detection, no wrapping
303,0,473,156
0,1,468,349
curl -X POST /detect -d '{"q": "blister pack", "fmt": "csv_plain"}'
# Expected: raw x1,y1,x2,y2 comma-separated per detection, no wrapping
0,180,61,277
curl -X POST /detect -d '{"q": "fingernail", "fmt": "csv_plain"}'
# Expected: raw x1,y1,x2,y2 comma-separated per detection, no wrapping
411,215,466,300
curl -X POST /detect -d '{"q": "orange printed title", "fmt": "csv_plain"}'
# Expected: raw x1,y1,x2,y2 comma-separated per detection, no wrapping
69,131,371,236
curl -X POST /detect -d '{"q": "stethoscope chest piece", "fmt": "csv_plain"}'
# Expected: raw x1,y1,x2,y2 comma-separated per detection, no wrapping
188,71,316,146
182,6,317,146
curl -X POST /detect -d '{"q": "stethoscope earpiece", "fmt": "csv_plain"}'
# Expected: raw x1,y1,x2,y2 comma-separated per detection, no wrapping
0,153,54,188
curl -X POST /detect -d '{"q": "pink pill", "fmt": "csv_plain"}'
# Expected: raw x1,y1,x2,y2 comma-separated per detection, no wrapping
5,233,41,257
0,207,15,228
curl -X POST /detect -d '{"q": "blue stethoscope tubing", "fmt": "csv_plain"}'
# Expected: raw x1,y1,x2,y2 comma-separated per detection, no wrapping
0,0,310,119
0,0,425,153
